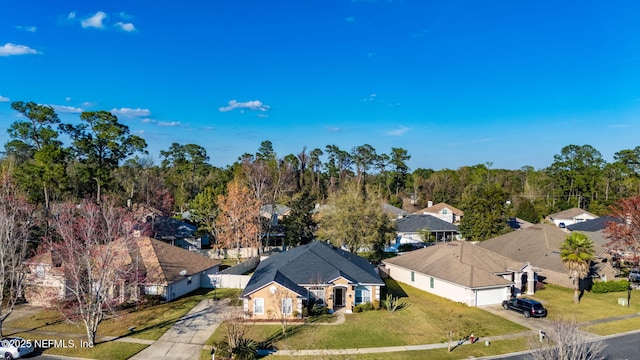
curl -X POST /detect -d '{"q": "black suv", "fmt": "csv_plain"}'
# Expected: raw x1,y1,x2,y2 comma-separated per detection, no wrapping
502,298,547,318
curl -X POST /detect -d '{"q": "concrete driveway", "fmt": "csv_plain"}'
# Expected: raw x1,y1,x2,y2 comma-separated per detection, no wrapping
481,303,555,336
130,298,231,360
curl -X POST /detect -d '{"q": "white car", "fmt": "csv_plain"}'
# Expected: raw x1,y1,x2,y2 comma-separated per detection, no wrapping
0,337,34,359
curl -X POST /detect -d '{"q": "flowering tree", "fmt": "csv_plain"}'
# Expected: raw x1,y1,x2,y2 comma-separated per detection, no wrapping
0,168,35,336
604,195,640,266
44,197,138,345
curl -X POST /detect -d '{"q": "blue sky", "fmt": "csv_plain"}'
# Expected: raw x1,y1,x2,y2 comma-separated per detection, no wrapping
1,1,639,171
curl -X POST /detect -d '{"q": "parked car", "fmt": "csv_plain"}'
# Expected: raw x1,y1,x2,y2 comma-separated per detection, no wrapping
629,268,640,282
502,298,547,318
0,337,34,359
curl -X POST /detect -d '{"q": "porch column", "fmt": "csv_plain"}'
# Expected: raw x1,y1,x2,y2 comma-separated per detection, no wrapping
527,268,535,295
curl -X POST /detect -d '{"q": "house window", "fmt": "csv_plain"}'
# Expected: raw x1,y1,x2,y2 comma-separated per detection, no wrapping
355,286,371,304
254,298,264,315
442,209,448,214
309,286,326,305
411,271,415,282
35,265,45,278
144,285,159,295
281,298,293,315
430,277,434,288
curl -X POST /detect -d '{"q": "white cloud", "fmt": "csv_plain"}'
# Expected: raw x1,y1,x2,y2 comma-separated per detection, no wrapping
386,126,409,136
65,97,72,102
82,101,94,107
51,105,83,113
158,121,181,127
0,43,40,56
111,107,151,117
118,11,134,20
326,127,342,132
81,11,107,29
115,22,136,32
15,25,37,32
68,12,76,20
0,95,10,102
219,100,270,112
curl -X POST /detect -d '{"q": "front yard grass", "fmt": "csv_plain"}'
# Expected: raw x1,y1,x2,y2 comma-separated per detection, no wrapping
529,284,640,322
5,288,241,341
5,287,242,360
208,279,527,352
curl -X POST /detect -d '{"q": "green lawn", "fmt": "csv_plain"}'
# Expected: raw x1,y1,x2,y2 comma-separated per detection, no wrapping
584,317,640,336
4,288,241,359
207,279,527,353
528,284,640,322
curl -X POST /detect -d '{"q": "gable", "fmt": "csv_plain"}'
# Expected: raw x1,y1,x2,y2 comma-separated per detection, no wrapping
242,241,383,297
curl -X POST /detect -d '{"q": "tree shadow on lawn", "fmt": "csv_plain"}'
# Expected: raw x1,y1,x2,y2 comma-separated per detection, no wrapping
258,324,307,351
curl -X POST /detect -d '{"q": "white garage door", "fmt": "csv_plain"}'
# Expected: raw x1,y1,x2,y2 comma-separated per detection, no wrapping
476,288,507,306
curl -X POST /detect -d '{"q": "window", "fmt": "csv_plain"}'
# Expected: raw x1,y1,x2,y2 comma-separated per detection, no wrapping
442,209,448,214
411,271,415,282
355,286,370,304
144,285,159,295
254,298,264,315
430,277,434,288
35,265,45,278
281,298,293,315
309,286,326,305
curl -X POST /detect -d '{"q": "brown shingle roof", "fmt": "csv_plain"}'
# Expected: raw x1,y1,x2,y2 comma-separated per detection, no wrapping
383,241,519,288
477,224,605,273
136,237,220,285
414,202,464,216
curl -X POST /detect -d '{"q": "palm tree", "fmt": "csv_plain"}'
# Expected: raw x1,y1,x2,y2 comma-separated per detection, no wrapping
560,232,595,303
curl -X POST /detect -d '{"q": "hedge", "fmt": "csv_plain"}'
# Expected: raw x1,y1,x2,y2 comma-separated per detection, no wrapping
591,280,629,293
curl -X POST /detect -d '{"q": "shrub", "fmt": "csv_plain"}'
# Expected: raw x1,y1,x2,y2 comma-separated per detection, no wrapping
591,280,630,293
353,302,375,313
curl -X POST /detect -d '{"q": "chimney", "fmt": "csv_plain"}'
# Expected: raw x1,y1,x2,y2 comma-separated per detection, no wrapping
428,201,433,208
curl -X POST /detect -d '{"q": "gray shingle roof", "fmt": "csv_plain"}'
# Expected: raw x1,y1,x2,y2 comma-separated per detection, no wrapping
567,216,620,232
383,241,518,288
242,241,384,296
395,215,459,232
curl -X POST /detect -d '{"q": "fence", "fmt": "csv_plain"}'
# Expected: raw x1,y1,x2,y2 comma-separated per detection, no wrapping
206,257,259,289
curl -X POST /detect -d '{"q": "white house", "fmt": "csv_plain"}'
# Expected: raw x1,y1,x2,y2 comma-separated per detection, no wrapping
383,241,538,306
414,202,464,224
547,208,597,228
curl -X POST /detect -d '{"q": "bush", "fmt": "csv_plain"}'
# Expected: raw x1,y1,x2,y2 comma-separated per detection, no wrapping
353,302,375,313
591,280,629,294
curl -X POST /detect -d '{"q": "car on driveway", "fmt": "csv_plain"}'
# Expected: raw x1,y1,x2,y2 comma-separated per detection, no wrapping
0,337,34,359
502,298,547,318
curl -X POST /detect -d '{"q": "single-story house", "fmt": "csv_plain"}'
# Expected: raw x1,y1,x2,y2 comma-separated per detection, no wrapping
413,201,464,224
383,241,537,306
394,215,460,244
382,203,409,218
241,241,384,319
135,236,221,301
477,224,617,287
547,208,597,228
24,236,221,306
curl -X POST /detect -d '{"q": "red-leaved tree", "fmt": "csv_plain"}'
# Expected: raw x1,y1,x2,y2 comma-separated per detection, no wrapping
604,195,640,266
44,197,138,345
216,177,260,260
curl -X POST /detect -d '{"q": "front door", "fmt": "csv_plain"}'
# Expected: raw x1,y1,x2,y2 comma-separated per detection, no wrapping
334,287,345,307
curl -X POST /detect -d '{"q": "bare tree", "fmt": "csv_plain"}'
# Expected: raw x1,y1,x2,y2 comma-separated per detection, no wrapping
267,286,296,336
529,318,606,360
0,168,35,336
44,197,138,345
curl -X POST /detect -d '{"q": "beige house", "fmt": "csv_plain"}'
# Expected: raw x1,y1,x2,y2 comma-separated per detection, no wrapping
24,236,221,306
242,241,384,319
414,202,464,224
477,224,617,287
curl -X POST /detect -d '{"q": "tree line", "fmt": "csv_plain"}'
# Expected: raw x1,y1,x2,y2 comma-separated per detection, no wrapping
3,101,640,239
